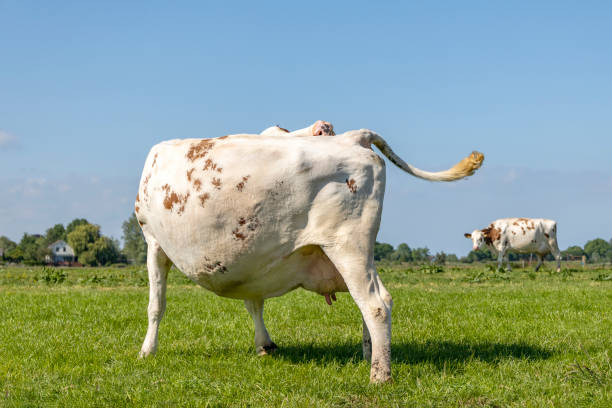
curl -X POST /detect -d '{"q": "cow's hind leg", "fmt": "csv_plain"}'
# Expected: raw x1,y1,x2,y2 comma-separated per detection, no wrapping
534,254,544,272
362,275,392,361
549,240,562,273
323,246,392,383
244,299,277,356
554,252,561,273
496,249,505,271
139,236,172,357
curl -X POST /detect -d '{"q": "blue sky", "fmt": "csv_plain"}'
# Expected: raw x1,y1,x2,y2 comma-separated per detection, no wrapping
1,1,611,255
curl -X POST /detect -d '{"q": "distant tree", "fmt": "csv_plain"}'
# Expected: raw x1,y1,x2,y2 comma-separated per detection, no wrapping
122,213,147,264
67,224,101,255
18,233,50,265
374,241,394,261
90,236,123,266
584,238,612,262
112,238,128,264
5,247,24,262
45,224,66,245
462,247,494,263
561,245,584,259
78,249,97,266
66,218,90,236
445,253,459,263
1,236,19,262
433,251,447,265
390,243,412,262
0,236,17,253
67,222,124,266
411,247,431,263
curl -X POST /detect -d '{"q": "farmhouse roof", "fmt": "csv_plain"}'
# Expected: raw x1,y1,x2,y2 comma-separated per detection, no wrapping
48,240,75,256
48,239,69,248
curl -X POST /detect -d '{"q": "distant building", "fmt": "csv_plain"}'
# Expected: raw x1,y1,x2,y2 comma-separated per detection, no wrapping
46,240,75,263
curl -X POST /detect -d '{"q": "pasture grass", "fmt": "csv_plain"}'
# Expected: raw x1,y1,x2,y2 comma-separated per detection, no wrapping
0,264,610,407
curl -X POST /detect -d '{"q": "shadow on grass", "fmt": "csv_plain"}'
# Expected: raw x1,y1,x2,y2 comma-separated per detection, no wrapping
274,340,553,369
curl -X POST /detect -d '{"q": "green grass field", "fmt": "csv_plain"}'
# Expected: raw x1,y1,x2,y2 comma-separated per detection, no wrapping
0,264,610,407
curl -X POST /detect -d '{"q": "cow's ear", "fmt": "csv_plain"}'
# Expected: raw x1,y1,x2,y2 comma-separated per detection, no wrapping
464,233,472,238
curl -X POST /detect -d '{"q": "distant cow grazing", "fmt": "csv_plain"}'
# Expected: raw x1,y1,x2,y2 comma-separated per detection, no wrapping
465,218,561,272
135,122,484,383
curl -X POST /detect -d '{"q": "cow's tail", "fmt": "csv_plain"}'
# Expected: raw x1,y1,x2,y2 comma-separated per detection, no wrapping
351,129,485,181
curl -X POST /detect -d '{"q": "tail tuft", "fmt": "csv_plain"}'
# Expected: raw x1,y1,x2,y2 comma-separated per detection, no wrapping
446,151,485,179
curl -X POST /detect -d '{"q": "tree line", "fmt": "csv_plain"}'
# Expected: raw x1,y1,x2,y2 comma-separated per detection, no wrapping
374,242,458,264
374,239,612,264
2,216,611,266
0,214,146,266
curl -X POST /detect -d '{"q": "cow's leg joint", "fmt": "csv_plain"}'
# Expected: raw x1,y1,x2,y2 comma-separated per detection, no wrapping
244,299,276,356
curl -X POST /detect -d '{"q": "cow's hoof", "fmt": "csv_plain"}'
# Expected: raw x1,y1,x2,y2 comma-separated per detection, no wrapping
370,372,392,384
370,359,392,383
257,342,278,356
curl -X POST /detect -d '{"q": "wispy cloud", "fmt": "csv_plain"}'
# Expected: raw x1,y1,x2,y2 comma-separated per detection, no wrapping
502,168,518,184
0,130,18,149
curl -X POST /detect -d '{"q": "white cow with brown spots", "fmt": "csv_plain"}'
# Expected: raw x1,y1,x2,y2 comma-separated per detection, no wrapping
135,126,484,383
464,218,561,272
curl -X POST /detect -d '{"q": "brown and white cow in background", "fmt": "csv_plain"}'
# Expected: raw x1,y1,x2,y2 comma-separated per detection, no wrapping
135,121,484,383
464,218,561,272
